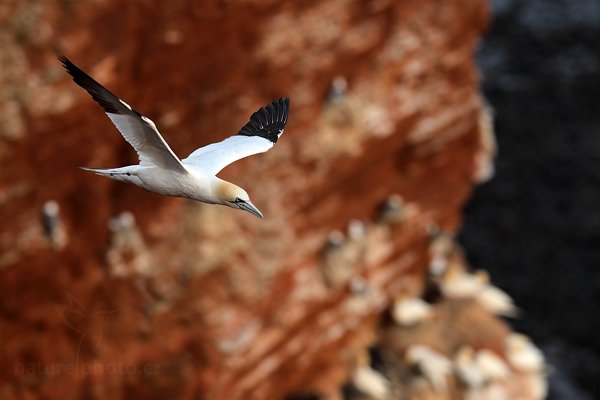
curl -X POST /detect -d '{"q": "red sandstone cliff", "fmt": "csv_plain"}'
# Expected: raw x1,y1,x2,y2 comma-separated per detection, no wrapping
0,1,545,399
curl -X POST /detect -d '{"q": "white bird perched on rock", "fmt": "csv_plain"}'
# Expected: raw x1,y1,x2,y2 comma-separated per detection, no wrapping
475,349,511,382
349,350,390,400
346,219,367,241
505,333,546,373
108,210,137,234
60,56,290,218
351,365,390,400
41,200,67,249
405,345,453,392
376,194,408,224
106,211,149,276
453,346,486,389
392,297,433,327
323,230,345,254
439,269,487,300
327,75,348,103
476,283,519,318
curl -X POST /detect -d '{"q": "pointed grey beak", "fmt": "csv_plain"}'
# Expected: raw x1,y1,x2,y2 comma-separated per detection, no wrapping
237,200,263,218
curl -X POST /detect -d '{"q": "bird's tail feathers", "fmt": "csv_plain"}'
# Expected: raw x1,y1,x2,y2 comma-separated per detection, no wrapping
80,166,140,184
80,166,124,176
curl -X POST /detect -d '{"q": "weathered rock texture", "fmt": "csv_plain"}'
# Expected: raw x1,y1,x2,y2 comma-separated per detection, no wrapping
0,1,543,399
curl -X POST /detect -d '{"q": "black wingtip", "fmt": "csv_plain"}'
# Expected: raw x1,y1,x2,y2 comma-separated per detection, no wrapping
59,55,126,115
58,55,80,79
57,54,70,65
237,97,290,143
58,55,78,80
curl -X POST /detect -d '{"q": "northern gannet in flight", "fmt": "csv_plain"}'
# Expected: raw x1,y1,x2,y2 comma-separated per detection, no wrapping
59,56,289,218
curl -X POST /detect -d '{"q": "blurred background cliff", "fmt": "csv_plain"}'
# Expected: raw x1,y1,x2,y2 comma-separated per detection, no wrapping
0,0,596,399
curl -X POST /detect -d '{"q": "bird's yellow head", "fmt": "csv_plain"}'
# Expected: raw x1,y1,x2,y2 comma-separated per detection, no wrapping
216,181,263,218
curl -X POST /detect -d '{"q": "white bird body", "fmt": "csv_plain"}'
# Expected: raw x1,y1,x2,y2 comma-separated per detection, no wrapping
61,56,289,218
92,165,216,202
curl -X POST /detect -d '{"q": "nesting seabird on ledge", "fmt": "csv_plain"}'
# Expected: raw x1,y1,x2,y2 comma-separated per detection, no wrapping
60,56,289,218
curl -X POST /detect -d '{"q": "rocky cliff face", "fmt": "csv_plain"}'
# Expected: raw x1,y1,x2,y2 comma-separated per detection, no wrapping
0,1,544,399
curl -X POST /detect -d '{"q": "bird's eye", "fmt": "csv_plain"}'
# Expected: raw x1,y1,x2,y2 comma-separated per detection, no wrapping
234,197,243,203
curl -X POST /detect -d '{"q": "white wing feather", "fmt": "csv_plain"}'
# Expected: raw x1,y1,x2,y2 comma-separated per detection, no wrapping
60,56,186,173
183,97,289,176
62,56,291,179
105,112,184,171
182,135,273,175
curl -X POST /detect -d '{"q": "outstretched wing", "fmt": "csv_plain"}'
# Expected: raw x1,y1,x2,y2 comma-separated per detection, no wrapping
60,56,186,173
182,97,289,176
